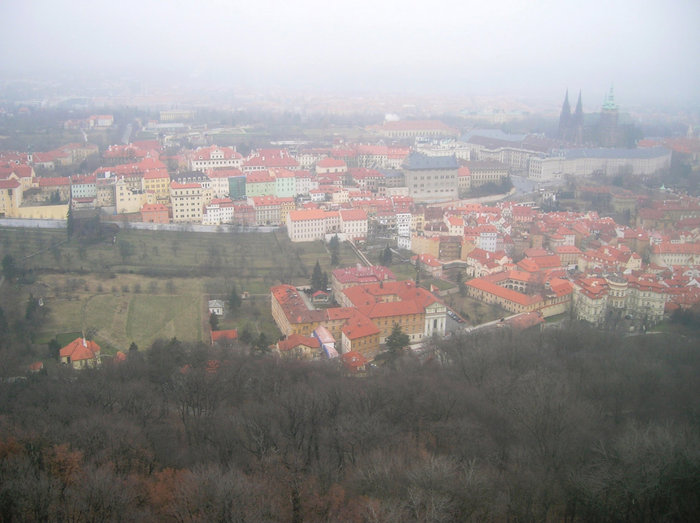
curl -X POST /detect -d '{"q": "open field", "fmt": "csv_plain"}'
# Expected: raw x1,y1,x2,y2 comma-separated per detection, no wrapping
30,274,203,354
1,226,357,352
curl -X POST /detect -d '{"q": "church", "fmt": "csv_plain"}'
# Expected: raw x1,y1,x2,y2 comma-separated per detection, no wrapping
558,87,628,148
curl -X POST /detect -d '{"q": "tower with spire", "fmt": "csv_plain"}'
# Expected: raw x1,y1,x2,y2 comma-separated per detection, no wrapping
558,89,571,141
599,85,620,147
572,91,584,145
558,89,584,145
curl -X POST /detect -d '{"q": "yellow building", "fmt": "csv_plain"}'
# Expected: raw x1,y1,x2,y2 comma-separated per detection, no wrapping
144,171,171,202
0,178,22,217
271,284,325,337
15,204,69,220
411,235,440,258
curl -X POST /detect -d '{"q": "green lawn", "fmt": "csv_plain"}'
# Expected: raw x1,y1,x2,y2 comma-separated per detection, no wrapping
443,293,506,325
1,226,357,353
126,294,202,349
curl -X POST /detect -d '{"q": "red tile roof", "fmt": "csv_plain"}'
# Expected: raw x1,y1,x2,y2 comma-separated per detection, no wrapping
341,350,368,371
339,209,367,221
60,338,100,362
0,179,21,189
211,330,238,343
277,334,320,352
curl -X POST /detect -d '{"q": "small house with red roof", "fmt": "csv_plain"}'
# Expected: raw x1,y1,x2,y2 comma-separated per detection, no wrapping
59,338,101,369
341,350,368,374
275,334,321,359
211,329,239,345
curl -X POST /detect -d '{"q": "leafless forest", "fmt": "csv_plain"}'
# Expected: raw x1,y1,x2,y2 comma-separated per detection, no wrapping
1,323,699,522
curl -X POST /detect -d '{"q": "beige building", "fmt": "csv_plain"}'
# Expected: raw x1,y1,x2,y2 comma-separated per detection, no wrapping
116,178,151,214
170,182,203,223
462,160,510,188
403,153,459,202
573,274,667,326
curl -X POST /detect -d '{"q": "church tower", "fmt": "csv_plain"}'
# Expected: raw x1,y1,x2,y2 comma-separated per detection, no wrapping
558,89,571,141
599,85,619,147
572,90,584,145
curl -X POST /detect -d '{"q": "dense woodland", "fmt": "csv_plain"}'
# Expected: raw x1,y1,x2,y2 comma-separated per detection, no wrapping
1,324,700,522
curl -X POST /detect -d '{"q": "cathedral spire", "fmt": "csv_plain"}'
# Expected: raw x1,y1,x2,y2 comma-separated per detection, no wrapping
574,90,583,118
603,84,618,111
558,89,571,140
572,90,584,145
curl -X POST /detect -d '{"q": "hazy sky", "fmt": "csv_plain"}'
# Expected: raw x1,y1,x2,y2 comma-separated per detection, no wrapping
2,0,699,106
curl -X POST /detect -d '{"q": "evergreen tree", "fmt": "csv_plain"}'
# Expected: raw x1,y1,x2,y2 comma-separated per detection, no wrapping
385,323,410,363
228,283,242,310
209,312,219,331
329,235,340,266
239,327,253,345
311,260,325,291
254,332,270,353
381,245,392,266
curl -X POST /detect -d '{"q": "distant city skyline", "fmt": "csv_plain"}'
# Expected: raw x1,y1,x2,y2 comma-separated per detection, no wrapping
1,0,699,108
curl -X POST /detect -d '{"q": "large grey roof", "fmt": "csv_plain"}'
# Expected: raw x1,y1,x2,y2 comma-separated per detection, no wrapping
403,152,459,170
461,129,527,142
559,146,670,159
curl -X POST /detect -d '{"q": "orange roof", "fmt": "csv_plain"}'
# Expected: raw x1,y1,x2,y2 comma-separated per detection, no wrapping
342,311,380,339
466,278,541,306
277,334,320,352
554,245,582,254
341,350,368,371
288,209,329,221
211,330,238,343
341,280,440,318
170,181,201,189
59,338,100,361
316,157,346,168
339,209,367,221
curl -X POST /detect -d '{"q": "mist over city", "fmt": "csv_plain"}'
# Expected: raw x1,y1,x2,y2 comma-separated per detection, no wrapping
2,0,700,107
1,1,700,521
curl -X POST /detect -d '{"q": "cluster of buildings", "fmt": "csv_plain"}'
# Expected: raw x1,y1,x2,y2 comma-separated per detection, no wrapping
3,98,693,229
273,187,700,358
271,265,446,361
406,193,700,328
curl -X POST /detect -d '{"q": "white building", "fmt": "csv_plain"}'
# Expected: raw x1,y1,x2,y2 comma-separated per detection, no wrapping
190,146,243,172
286,209,340,242
202,198,235,225
339,209,368,241
528,147,672,182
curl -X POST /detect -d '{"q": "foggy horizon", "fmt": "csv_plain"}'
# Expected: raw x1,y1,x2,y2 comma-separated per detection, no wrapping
1,0,700,109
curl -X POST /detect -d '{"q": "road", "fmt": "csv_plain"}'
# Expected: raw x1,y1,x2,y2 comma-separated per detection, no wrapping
121,123,133,145
510,175,538,196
